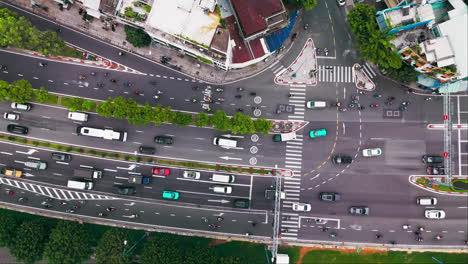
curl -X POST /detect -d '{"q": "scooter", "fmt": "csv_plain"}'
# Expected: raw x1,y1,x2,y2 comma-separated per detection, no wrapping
118,51,124,56
65,209,75,213
98,212,107,217
324,48,329,56
208,224,220,229
217,98,224,102
304,24,308,30
370,104,379,108
153,95,160,100
215,88,224,92
133,91,140,95
106,207,116,212
237,87,245,92
358,90,367,95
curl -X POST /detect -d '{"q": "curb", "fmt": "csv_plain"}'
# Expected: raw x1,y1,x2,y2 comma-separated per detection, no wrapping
409,175,468,196
353,63,375,91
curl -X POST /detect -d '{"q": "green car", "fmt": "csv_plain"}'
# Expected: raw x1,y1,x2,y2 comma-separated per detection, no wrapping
309,129,327,138
162,190,179,200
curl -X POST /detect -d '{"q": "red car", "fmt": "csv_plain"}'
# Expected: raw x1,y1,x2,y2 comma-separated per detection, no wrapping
151,167,170,176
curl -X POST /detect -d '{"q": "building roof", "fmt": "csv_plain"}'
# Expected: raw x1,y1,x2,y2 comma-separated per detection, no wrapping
210,27,230,55
230,0,284,36
438,12,467,77
420,37,455,67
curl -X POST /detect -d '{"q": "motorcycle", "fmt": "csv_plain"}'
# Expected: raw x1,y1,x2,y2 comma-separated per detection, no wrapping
237,87,245,92
358,90,367,95
110,79,117,83
401,101,410,106
106,207,116,212
118,51,124,56
190,98,197,103
156,90,164,94
208,224,220,229
79,75,86,80
402,224,411,230
373,94,382,99
304,23,308,30
98,212,107,217
153,95,160,100
370,104,379,108
38,62,47,67
235,95,242,99
215,88,224,92
387,96,395,101
59,201,68,206
65,209,75,213
217,98,224,102
133,91,140,95
90,72,96,76
435,235,443,240
324,48,329,56
18,197,28,203
339,107,347,112
330,233,337,238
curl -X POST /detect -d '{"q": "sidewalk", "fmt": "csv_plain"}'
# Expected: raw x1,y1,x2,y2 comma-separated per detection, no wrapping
5,0,296,84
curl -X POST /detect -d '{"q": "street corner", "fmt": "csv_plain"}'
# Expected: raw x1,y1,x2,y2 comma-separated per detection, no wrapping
273,38,318,86
353,63,375,91
410,175,468,196
270,120,309,134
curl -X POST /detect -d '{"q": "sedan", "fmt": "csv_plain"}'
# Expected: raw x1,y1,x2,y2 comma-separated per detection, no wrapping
113,186,135,195
233,199,250,208
151,167,170,176
425,209,445,219
51,152,72,162
3,112,20,120
362,148,382,157
309,128,327,138
292,203,311,212
183,170,201,179
422,155,443,164
427,166,445,175
7,124,28,135
332,155,352,164
349,206,369,216
154,135,173,144
162,190,179,200
319,192,341,202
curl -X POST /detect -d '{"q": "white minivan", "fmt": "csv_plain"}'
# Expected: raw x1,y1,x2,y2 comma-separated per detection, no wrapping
213,185,232,194
213,136,238,149
67,179,94,190
212,174,235,183
68,111,89,122
417,197,437,205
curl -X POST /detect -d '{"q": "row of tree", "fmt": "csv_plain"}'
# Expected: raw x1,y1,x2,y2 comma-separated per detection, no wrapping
0,213,243,264
0,79,272,134
0,8,67,55
347,4,418,83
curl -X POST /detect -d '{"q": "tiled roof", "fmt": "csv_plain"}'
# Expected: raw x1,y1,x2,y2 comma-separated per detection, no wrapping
231,0,283,36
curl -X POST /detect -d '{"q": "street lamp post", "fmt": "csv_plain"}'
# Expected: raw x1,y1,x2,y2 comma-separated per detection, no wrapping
123,232,149,256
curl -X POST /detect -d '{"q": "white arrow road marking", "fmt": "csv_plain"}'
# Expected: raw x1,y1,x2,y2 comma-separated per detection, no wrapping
207,199,230,203
222,134,245,139
24,173,34,177
124,202,135,206
117,164,137,170
219,156,242,161
15,149,38,155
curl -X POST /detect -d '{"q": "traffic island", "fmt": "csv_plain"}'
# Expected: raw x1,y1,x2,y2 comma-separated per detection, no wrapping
410,176,468,196
353,63,375,91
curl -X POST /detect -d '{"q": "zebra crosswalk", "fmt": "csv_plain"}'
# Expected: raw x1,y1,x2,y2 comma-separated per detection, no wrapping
0,177,117,200
316,63,376,83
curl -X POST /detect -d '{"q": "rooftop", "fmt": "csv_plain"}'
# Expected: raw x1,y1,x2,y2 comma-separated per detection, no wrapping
419,36,455,67
230,0,284,36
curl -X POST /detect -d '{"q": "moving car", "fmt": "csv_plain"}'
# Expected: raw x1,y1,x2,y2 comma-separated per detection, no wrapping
1,168,23,178
138,146,156,155
51,152,72,162
154,135,173,144
113,186,135,195
427,166,445,175
162,190,179,200
425,209,445,219
292,202,311,212
11,102,32,111
3,112,20,120
151,167,170,176
213,185,232,194
422,155,443,164
233,199,250,208
68,111,89,122
349,206,369,215
7,124,28,135
183,170,201,179
24,160,48,170
417,197,437,205
306,101,327,109
309,129,327,138
272,132,296,142
362,148,382,157
319,192,341,202
332,155,352,164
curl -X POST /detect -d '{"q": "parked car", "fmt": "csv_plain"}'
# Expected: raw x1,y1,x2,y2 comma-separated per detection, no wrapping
138,146,155,155
362,148,382,157
292,202,311,212
154,135,173,144
291,33,297,41
151,167,170,176
422,155,443,164
332,155,352,164
113,186,135,195
183,170,201,179
309,128,327,138
162,190,179,200
3,112,20,120
51,152,72,162
7,124,28,135
425,209,445,219
427,166,445,175
319,192,341,202
233,199,250,208
10,102,32,111
349,206,369,216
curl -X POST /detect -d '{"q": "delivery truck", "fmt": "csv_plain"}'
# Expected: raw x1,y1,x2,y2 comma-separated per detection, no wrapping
73,168,103,179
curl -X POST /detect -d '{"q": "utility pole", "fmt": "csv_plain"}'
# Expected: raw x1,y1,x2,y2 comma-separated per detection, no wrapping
270,169,283,262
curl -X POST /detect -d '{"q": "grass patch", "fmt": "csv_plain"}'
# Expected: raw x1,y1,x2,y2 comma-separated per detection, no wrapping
61,46,98,61
416,178,468,193
302,250,468,264
197,56,213,64
32,90,59,104
214,241,265,263
158,159,271,175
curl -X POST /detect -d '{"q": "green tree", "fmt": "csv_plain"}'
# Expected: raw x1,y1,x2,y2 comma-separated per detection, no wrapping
141,235,183,264
43,221,92,264
254,118,272,135
96,98,115,118
0,214,20,247
347,4,377,42
62,97,85,112
231,112,255,134
8,79,33,103
124,25,151,48
34,86,49,103
194,112,210,127
219,256,242,264
183,248,217,264
211,110,231,131
95,229,132,264
171,112,193,127
81,100,96,111
0,80,9,101
155,106,175,125
10,220,49,264
111,96,132,119
385,63,419,83
283,0,318,10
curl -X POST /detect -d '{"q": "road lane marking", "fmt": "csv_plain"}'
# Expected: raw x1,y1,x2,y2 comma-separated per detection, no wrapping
104,169,118,172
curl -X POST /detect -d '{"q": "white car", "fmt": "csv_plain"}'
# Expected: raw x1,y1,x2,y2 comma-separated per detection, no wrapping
3,112,20,120
292,203,311,212
425,210,445,219
362,148,382,157
183,171,200,179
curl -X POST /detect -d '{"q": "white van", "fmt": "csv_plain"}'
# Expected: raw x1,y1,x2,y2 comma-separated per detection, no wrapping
213,185,232,194
11,102,32,111
68,112,89,122
212,174,235,183
213,136,238,149
306,101,327,109
67,179,94,190
24,160,48,170
417,197,437,205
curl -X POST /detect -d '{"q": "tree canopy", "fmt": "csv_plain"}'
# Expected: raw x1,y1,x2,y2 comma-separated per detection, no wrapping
124,25,151,48
283,0,318,10
10,220,49,264
95,229,132,264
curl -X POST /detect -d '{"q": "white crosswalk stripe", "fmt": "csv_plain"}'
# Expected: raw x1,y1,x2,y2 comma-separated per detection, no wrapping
317,64,376,83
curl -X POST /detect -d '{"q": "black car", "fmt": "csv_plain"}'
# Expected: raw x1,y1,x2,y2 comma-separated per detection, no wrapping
422,155,443,164
233,199,250,208
113,186,136,195
138,146,155,155
332,155,352,164
51,152,72,162
7,124,28,134
319,192,341,202
154,135,173,145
